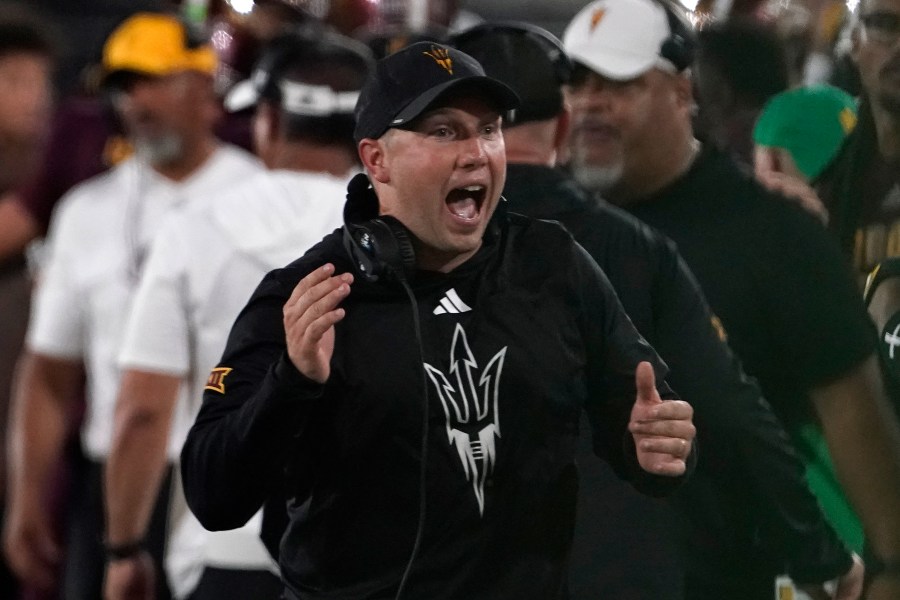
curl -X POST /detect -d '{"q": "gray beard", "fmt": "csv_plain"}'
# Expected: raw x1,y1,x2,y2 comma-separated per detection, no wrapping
133,134,183,167
570,161,624,197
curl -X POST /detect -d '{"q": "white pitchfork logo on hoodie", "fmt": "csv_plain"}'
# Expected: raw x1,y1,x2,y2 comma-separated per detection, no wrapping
424,323,507,516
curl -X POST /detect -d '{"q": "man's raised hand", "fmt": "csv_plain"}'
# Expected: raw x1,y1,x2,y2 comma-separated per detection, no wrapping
628,361,695,476
283,263,353,383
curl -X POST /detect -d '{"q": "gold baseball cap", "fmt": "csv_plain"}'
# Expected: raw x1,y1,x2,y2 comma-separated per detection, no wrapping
102,13,217,80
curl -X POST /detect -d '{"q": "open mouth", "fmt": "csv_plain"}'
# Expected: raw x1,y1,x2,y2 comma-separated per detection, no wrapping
446,185,487,222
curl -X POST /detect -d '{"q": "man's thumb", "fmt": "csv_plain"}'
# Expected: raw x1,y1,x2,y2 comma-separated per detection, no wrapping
635,361,659,405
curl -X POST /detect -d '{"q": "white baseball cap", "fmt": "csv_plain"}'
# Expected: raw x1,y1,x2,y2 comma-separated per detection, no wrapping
562,0,683,81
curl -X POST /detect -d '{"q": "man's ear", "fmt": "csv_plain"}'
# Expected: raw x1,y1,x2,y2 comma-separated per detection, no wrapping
553,103,572,156
358,137,390,183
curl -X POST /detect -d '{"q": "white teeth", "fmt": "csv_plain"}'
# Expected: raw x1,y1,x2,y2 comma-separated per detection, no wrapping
462,185,484,192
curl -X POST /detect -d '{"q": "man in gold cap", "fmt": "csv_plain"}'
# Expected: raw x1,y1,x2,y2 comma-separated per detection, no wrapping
2,12,260,599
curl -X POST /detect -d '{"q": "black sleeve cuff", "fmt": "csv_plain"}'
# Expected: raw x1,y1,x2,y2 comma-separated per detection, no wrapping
240,353,326,447
272,353,326,397
622,430,697,498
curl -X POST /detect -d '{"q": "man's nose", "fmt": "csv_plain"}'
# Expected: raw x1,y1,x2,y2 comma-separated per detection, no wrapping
458,135,487,168
571,82,615,113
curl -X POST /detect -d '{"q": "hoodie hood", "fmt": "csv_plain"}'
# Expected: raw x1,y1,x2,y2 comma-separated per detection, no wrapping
211,169,351,269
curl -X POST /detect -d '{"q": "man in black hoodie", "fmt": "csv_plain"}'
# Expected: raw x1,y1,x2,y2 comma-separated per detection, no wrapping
180,41,696,600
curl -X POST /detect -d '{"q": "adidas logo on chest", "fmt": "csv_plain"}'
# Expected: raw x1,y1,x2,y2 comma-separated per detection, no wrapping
433,287,472,315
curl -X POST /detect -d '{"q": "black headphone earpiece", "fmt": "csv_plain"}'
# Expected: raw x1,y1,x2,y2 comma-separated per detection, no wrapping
657,1,696,72
341,174,416,283
343,217,416,283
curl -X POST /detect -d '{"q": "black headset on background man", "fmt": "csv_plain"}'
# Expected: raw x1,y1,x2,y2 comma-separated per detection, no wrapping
449,21,574,85
657,0,697,73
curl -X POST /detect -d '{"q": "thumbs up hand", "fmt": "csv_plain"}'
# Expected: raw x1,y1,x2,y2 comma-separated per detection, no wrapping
628,362,695,476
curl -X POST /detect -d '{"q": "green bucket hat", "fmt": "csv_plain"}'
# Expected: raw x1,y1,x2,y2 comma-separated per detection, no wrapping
753,85,858,181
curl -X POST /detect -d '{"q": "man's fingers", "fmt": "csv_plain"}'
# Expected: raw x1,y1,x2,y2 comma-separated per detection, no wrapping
285,266,353,316
303,307,347,345
630,399,694,425
630,419,695,441
639,456,687,477
286,263,335,306
635,361,659,406
290,281,351,333
285,272,353,327
638,436,692,458
304,282,347,322
283,267,353,383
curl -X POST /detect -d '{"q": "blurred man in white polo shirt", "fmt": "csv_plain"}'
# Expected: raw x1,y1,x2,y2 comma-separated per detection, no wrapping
103,26,373,600
2,13,260,599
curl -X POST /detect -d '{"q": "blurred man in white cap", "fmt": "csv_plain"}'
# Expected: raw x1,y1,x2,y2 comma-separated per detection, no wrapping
563,0,900,598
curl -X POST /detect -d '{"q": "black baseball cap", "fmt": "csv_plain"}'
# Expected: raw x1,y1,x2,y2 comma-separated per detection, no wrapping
451,22,572,125
225,26,375,116
353,41,519,142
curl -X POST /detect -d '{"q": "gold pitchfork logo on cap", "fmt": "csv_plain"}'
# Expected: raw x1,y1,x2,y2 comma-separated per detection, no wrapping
590,8,607,31
424,46,453,74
